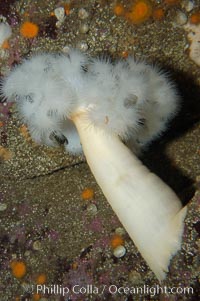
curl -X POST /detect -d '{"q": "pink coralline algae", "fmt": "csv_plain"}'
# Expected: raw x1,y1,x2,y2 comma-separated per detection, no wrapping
93,237,110,249
63,257,95,301
0,102,12,121
0,102,12,146
87,217,103,232
17,203,32,217
10,225,26,244
47,229,60,241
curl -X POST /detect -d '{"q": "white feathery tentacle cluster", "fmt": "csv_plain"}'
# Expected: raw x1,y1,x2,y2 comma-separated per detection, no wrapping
0,49,187,281
1,49,179,154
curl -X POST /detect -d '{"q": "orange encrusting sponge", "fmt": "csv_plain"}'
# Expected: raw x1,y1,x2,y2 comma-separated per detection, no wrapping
10,260,26,279
164,0,180,5
153,8,165,21
189,12,200,25
20,21,39,38
114,4,125,16
125,0,152,24
36,273,47,284
110,234,124,248
81,188,94,200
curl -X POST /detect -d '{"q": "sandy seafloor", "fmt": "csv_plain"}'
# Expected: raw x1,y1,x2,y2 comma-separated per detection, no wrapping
0,0,200,300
